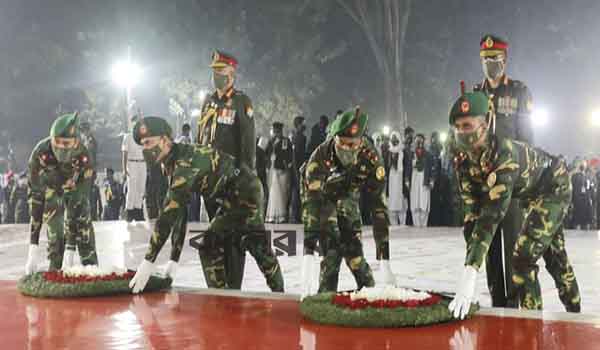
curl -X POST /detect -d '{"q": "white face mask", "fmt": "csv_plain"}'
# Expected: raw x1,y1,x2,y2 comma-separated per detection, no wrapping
18,179,27,186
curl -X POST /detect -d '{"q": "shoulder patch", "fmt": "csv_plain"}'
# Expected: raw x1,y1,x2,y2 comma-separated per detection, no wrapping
376,166,385,180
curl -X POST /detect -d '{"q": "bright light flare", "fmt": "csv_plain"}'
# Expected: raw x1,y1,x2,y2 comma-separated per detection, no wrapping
190,109,202,118
111,61,142,88
531,108,549,127
382,125,391,136
440,132,448,143
592,110,600,127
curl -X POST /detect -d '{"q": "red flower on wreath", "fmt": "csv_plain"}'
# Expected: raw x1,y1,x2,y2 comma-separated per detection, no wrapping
42,271,135,284
331,293,442,309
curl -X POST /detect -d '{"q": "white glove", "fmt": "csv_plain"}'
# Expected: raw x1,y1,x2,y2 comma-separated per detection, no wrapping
129,259,156,294
449,265,478,320
377,260,396,286
301,254,317,300
164,260,178,279
25,244,42,275
61,249,76,270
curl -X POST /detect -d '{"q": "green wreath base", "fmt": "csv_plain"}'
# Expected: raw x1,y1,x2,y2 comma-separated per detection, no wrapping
300,292,479,328
17,272,172,298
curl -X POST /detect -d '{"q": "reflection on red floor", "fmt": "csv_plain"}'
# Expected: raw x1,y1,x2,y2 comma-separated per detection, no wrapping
1,280,598,350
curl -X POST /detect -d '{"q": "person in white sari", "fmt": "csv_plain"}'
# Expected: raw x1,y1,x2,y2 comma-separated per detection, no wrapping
409,134,432,227
265,122,293,223
387,131,406,225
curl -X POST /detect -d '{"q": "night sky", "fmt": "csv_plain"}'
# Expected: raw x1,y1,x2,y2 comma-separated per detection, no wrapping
0,0,598,168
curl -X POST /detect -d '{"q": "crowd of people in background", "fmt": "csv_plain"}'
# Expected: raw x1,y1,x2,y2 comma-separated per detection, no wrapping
567,157,600,230
0,115,599,231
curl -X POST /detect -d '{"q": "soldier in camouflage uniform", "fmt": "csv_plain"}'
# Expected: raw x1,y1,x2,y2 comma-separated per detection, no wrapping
474,34,535,308
129,116,283,293
196,51,255,290
448,92,580,320
24,113,99,274
301,108,394,297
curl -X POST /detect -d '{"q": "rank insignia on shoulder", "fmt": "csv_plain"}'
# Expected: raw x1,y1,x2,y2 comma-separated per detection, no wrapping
376,166,385,181
487,172,497,187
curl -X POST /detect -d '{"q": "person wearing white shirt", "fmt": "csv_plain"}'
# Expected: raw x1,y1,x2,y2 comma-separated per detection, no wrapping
121,116,146,222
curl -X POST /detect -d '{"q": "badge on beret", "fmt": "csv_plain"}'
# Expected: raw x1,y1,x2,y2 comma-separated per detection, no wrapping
485,37,494,49
246,106,254,118
139,124,148,136
461,101,470,113
376,166,385,180
69,126,76,136
487,172,497,187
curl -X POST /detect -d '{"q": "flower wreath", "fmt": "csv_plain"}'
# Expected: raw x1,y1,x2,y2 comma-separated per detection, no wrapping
300,287,478,328
18,266,172,298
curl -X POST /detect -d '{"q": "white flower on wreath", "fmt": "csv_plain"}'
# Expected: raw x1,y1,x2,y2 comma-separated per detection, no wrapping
62,265,127,278
347,286,432,302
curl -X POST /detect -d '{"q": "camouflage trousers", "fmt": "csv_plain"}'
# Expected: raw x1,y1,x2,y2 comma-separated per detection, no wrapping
198,176,284,292
43,188,98,270
510,168,581,312
302,192,390,261
316,192,374,292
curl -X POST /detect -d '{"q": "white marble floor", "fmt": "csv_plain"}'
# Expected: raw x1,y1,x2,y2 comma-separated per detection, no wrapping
1,223,598,315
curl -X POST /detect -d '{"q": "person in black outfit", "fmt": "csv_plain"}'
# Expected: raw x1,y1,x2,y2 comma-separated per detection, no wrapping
402,126,415,226
102,168,123,221
307,115,329,157
290,116,307,223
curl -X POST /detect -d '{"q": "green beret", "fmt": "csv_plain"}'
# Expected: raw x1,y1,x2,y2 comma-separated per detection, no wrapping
328,108,368,138
133,116,173,145
449,92,490,125
50,113,80,138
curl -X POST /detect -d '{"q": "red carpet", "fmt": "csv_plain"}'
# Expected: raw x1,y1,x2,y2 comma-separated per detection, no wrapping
1,281,597,349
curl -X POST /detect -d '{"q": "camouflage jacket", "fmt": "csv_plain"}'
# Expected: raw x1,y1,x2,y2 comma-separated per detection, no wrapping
474,76,534,143
196,88,255,170
28,137,94,244
145,143,254,263
455,136,568,269
303,137,388,233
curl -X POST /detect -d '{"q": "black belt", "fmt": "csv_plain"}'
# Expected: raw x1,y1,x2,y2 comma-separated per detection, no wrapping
128,159,145,162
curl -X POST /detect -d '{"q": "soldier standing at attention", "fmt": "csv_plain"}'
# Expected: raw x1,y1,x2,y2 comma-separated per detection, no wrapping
25,113,99,273
474,34,534,308
447,92,580,319
129,117,283,293
196,51,255,289
301,108,395,298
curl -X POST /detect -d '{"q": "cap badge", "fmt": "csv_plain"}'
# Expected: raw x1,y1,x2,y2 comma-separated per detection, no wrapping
461,101,470,113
